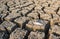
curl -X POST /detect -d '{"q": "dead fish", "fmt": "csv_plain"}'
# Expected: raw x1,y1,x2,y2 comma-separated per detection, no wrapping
33,22,43,25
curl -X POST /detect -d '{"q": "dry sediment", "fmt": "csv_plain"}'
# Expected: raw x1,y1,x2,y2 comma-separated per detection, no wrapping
0,0,60,39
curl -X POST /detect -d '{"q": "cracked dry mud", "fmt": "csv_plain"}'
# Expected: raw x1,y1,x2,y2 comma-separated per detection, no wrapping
0,0,60,39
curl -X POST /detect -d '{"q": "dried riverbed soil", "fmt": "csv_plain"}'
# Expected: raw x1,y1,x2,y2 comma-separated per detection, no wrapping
0,0,60,39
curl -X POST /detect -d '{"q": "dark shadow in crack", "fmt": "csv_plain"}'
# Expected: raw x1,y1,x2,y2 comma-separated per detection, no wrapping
44,21,50,39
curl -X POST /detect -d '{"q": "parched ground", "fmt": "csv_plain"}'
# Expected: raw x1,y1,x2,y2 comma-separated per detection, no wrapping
0,0,60,39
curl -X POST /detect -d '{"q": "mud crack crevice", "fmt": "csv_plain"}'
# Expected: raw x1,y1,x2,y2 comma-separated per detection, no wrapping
41,7,46,13
44,21,50,39
23,31,31,39
5,2,10,12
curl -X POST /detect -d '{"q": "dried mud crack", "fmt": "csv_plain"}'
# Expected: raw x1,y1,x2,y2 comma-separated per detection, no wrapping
0,0,60,39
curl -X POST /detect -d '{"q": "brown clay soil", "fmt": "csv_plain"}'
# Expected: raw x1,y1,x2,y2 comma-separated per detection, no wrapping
0,0,60,39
